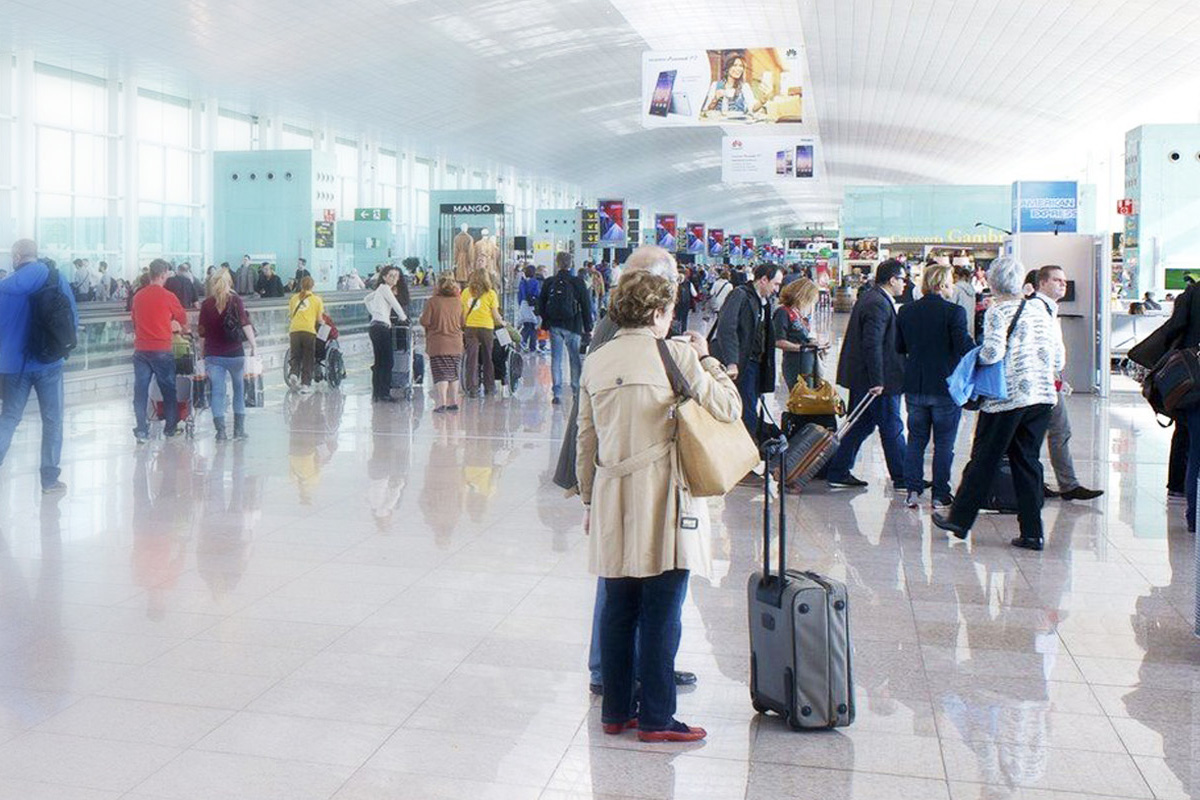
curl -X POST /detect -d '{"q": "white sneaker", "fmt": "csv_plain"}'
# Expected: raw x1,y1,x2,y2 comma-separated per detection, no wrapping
905,491,920,509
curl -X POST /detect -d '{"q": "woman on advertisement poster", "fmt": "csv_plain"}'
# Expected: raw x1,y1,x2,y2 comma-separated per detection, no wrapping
701,53,761,118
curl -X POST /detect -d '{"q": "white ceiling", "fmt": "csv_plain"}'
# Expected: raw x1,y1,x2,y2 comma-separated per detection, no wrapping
4,0,1200,234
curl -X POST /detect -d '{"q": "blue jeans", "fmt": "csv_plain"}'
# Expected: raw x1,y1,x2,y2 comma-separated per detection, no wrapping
600,569,689,731
826,389,906,482
133,350,178,435
207,355,246,419
737,360,762,436
549,327,582,399
0,364,65,488
904,394,962,497
521,322,539,351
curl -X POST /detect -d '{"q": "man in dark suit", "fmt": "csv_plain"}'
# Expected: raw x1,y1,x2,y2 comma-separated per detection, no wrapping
825,259,908,488
711,264,782,440
896,266,974,508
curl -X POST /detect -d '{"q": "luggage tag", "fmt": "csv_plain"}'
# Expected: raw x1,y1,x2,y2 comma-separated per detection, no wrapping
680,516,700,530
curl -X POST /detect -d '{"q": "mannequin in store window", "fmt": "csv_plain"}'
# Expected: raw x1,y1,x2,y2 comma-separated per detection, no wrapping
475,228,501,283
453,223,476,284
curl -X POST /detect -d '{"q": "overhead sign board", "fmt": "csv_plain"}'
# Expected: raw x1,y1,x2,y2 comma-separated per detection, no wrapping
580,208,600,247
722,135,819,183
439,203,506,215
354,208,392,222
1117,198,1136,216
642,47,804,128
1011,181,1078,234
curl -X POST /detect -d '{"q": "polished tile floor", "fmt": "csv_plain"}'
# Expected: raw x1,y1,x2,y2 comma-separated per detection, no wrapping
0,348,1197,800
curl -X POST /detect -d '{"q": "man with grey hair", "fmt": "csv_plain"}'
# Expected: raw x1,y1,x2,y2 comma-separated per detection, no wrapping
552,245,698,694
0,238,79,493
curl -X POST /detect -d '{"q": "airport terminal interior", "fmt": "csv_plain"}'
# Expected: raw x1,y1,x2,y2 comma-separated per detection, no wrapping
1,1,1200,799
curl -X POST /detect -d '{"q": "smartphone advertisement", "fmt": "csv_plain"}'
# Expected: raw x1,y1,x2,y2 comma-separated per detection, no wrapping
743,237,756,259
722,135,820,183
730,234,743,258
598,199,627,246
686,223,706,255
708,228,725,257
641,47,804,128
654,214,678,250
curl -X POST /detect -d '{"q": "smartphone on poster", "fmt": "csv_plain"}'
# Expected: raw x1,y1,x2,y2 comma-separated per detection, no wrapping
649,70,676,117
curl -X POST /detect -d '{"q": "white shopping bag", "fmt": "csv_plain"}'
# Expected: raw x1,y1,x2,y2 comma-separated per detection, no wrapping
244,355,263,377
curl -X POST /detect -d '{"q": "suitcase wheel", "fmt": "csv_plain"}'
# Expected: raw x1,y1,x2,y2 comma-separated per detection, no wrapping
751,697,769,714
787,712,806,731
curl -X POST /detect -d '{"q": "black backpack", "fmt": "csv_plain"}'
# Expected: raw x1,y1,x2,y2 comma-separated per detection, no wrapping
27,266,77,363
543,274,580,324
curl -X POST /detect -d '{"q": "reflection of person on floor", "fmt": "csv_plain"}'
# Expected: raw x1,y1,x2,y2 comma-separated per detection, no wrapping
0,497,70,726
420,413,465,549
131,448,189,620
197,444,255,604
288,394,339,504
368,404,408,532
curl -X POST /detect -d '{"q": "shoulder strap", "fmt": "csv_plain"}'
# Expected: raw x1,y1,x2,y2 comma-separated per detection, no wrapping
656,338,694,400
1004,299,1027,341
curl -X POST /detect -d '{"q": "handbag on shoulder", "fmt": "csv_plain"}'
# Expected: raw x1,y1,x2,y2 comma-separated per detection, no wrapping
1143,347,1200,419
657,339,760,497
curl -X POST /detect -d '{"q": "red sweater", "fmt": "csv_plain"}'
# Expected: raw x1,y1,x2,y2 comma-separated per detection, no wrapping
132,284,188,352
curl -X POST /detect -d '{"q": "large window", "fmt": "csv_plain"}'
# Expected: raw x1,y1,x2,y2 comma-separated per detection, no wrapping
413,158,433,261
335,138,359,219
280,123,313,150
32,65,113,270
136,90,201,264
216,110,254,151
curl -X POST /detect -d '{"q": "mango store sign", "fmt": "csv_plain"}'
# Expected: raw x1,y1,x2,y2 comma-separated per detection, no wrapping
1012,181,1078,234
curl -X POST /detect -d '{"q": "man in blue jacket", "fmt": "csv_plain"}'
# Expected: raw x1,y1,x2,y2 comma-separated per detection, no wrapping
825,259,908,489
0,239,80,494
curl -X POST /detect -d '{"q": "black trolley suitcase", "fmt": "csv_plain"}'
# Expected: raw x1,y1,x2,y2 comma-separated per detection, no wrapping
748,437,855,730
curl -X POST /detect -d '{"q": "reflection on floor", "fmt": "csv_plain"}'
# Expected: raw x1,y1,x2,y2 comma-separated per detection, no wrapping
0,350,1197,800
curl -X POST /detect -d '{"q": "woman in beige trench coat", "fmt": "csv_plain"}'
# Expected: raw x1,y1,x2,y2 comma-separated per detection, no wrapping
577,269,742,743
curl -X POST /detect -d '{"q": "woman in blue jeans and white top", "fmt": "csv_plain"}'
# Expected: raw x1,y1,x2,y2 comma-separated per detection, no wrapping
198,269,257,441
896,265,974,509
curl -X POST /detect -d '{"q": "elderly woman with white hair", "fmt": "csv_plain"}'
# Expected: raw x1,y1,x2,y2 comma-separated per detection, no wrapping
932,256,1065,550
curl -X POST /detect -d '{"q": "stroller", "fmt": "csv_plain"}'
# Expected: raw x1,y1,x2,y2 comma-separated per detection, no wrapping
491,325,525,395
284,312,346,390
148,333,200,439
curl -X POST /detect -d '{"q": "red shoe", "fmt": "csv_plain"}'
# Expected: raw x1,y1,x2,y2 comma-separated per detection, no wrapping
637,720,706,743
601,718,638,735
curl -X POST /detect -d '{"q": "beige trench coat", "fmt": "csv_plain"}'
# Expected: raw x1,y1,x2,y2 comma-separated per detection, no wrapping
577,327,742,579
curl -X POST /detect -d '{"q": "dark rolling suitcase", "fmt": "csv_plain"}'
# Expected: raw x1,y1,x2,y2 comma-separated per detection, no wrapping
982,456,1019,513
749,438,855,730
783,394,876,491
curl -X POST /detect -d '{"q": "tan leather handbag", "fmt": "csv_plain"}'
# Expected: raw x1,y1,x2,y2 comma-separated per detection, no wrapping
657,340,760,497
786,376,845,417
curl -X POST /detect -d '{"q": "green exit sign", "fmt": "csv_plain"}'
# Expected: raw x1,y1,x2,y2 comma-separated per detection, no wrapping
354,208,392,222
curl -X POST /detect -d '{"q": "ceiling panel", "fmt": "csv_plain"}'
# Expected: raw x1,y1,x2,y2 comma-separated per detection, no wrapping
3,0,1199,233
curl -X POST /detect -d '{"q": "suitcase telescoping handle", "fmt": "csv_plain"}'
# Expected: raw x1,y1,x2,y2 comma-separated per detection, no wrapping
833,392,878,445
760,435,790,602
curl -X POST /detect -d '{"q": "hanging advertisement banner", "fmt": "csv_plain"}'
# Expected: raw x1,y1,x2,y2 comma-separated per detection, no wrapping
730,234,743,258
598,199,627,246
654,214,678,250
641,47,804,128
721,135,819,183
743,236,756,259
1011,181,1078,234
685,223,706,255
708,229,726,257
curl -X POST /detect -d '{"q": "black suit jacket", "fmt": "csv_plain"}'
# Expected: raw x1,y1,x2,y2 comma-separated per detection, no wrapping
896,294,974,397
710,283,776,394
836,285,903,394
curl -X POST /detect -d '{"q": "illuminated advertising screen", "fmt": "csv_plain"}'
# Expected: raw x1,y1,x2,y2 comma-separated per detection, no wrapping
598,199,627,246
743,236,756,258
655,214,678,250
686,223,706,255
708,228,725,257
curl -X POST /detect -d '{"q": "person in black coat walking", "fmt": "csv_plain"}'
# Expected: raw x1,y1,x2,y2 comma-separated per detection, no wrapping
896,265,974,508
825,259,908,489
710,264,782,439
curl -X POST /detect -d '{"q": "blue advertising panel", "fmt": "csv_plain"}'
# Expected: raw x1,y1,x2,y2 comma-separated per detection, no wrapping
1012,181,1078,233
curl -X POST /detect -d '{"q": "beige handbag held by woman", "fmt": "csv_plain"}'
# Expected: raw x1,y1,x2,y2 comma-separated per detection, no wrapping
657,339,760,497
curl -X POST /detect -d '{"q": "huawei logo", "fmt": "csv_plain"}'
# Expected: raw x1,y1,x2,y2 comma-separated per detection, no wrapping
786,49,797,57
732,140,744,149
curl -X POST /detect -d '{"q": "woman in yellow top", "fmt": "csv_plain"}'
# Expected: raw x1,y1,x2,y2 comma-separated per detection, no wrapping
287,276,324,393
460,268,505,397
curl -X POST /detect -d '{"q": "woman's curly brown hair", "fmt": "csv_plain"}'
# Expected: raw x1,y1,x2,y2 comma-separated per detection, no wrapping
607,270,676,328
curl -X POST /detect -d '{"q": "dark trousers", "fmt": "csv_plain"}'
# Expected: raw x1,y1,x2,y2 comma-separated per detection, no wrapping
464,327,495,393
289,331,317,386
949,403,1053,541
904,394,962,497
133,350,177,435
369,323,393,400
1184,406,1200,532
600,569,689,731
826,389,906,482
1168,417,1189,493
737,360,762,437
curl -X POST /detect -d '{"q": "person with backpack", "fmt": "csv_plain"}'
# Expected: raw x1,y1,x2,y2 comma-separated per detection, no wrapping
198,269,257,441
537,251,593,405
0,239,79,493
